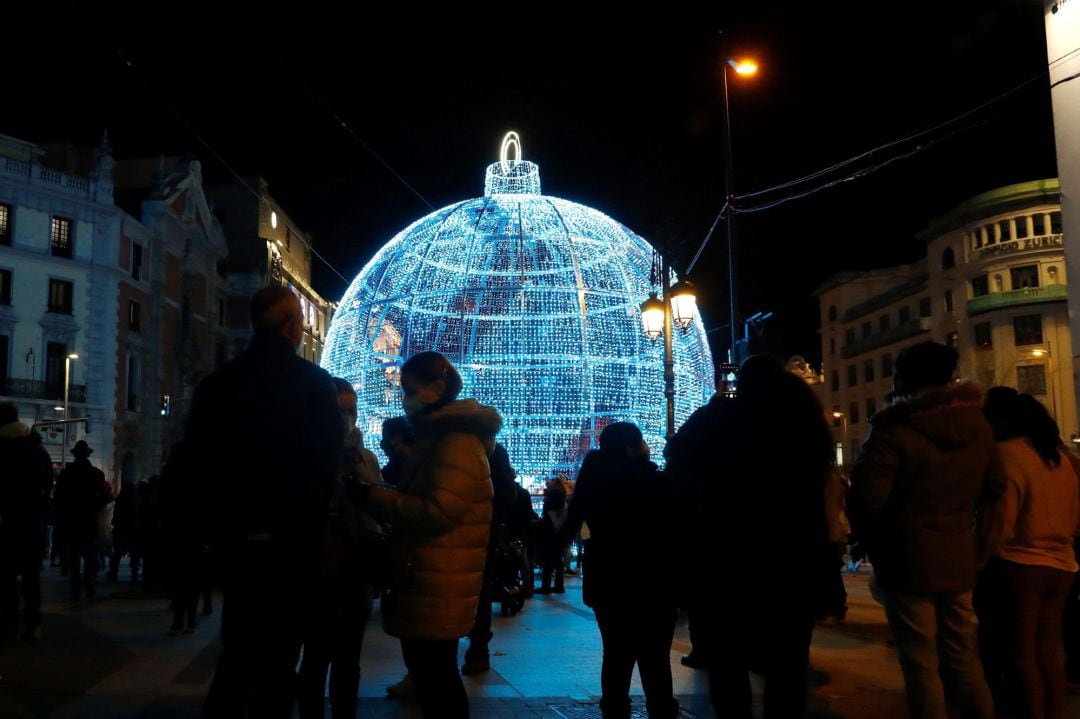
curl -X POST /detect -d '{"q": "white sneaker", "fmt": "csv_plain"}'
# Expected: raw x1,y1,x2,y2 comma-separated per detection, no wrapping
386,673,415,697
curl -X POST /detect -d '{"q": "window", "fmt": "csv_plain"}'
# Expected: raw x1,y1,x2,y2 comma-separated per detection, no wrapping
0,334,7,393
828,305,837,322
131,242,144,281
831,370,840,392
0,268,10,305
971,275,989,297
998,221,1011,243
864,359,875,383
1051,211,1063,235
0,203,10,246
919,297,932,318
847,365,857,387
1011,264,1039,289
1014,314,1044,346
45,342,67,398
862,321,872,339
941,247,956,270
832,406,843,427
50,217,73,258
866,398,877,421
898,306,911,324
849,402,860,424
947,331,959,349
126,354,140,412
128,300,141,332
882,354,894,378
945,290,954,313
974,322,992,349
845,328,855,346
1015,216,1029,239
47,279,73,314
1017,365,1048,396
285,228,292,251
879,314,891,332
829,337,836,356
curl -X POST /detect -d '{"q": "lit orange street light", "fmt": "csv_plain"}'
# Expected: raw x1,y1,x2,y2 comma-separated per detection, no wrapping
729,58,759,76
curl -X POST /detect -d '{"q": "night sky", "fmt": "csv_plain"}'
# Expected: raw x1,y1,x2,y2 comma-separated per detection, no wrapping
5,2,1058,367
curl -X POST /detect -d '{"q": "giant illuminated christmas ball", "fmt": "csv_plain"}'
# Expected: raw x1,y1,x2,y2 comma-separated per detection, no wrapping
321,134,715,486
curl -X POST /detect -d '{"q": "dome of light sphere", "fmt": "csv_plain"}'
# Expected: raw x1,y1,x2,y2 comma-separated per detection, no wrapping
321,135,715,487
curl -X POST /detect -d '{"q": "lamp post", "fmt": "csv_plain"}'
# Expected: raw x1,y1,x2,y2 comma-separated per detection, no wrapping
640,252,697,441
1030,343,1057,424
63,352,79,464
831,410,849,467
719,36,758,361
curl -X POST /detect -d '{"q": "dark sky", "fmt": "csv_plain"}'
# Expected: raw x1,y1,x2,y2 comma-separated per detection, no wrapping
5,2,1058,366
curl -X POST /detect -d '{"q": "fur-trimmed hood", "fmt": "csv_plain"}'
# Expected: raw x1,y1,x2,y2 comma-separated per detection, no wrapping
413,399,502,451
870,381,985,449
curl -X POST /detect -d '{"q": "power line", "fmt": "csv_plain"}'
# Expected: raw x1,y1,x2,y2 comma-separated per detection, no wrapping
117,50,350,285
736,45,1080,202
331,112,435,211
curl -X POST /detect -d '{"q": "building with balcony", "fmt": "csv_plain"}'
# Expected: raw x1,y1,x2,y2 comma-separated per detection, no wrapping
816,179,1074,466
0,133,123,471
206,178,334,363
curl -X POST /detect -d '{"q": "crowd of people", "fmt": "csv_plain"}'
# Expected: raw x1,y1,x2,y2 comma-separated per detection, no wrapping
2,285,1080,719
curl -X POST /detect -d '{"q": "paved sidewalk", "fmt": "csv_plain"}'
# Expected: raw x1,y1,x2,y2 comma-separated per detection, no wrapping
1,565,1077,718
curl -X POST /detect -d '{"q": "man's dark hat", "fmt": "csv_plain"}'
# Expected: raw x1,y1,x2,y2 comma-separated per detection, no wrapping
71,440,93,457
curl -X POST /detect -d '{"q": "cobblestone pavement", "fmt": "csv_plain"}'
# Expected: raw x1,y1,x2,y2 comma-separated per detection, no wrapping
1,565,1077,717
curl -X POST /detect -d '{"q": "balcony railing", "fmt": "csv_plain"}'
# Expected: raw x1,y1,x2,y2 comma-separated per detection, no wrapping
966,284,1068,316
1,379,87,402
841,318,932,359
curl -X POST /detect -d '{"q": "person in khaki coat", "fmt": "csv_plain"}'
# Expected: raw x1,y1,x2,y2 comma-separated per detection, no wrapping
356,351,500,719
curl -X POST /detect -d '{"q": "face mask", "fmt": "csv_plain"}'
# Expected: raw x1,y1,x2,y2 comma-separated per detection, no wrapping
402,394,425,418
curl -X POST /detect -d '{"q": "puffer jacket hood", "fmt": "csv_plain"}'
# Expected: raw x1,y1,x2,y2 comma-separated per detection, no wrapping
414,399,502,451
871,382,985,450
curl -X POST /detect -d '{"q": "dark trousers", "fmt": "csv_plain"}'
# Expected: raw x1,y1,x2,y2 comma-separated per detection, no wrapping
593,603,680,719
708,608,815,719
467,573,493,662
990,560,1075,719
0,553,42,632
67,541,97,600
202,546,306,719
401,637,469,719
298,623,367,719
171,587,198,631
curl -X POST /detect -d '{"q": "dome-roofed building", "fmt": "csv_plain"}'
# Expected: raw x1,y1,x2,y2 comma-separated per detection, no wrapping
322,134,715,486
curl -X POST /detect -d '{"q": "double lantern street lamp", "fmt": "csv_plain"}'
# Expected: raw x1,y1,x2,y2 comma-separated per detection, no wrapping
640,251,698,442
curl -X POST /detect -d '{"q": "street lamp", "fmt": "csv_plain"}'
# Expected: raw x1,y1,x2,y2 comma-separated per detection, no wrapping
720,38,759,361
831,409,849,466
63,352,78,464
1029,343,1057,425
639,252,698,440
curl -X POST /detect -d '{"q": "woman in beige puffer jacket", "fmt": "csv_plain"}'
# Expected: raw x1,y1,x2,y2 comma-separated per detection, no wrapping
363,351,500,719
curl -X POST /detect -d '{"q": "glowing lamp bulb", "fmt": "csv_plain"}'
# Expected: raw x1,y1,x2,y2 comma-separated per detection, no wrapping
729,58,759,76
669,280,697,330
640,293,666,340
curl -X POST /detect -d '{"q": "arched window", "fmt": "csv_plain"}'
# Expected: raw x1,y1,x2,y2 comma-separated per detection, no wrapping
828,305,837,322
941,247,956,270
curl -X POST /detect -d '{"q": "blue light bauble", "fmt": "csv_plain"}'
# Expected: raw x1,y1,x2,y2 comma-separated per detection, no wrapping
321,140,714,487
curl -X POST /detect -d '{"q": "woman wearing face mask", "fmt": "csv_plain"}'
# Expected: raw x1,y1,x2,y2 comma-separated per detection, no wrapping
352,351,501,719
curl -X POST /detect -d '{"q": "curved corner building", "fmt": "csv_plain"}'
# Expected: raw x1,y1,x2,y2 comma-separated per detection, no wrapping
321,138,715,485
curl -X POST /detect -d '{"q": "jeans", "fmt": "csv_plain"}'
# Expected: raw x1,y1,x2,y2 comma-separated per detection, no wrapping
593,603,679,719
881,587,994,719
997,560,1075,719
298,622,368,719
401,637,469,719
67,541,97,600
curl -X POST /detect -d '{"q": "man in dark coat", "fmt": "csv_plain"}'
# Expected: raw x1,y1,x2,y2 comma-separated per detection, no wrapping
0,403,53,639
180,286,343,719
53,440,110,602
850,341,1005,719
